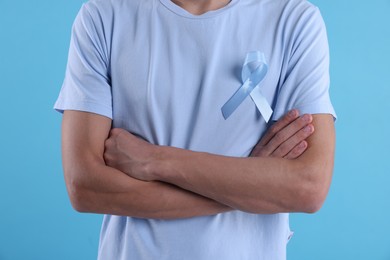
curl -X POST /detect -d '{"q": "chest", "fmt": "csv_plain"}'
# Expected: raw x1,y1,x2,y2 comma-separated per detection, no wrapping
106,8,283,154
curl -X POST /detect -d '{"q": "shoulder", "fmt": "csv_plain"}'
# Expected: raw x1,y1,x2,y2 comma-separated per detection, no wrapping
245,0,324,34
78,0,150,27
252,0,322,24
72,0,120,39
271,0,327,49
82,0,146,15
276,0,323,26
80,0,115,19
249,0,319,12
275,0,320,14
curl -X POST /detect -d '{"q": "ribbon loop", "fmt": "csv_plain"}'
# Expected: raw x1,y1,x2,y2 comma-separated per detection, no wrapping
221,51,273,122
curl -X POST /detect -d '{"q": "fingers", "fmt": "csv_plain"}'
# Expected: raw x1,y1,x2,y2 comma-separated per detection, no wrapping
258,109,299,146
284,141,308,159
272,123,314,158
257,113,312,157
265,114,313,156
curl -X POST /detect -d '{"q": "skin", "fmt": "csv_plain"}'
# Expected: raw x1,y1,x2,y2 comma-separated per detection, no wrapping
171,0,232,15
63,110,229,219
103,113,334,214
61,108,327,219
61,1,334,219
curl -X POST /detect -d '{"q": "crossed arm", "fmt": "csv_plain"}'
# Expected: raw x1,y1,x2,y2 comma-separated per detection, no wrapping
61,110,334,219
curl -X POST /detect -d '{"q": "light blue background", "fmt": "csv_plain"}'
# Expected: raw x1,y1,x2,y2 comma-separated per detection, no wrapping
0,0,389,259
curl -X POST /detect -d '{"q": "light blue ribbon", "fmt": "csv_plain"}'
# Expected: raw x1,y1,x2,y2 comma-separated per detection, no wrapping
221,51,273,122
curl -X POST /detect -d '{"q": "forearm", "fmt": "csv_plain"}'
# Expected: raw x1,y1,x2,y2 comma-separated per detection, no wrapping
67,162,231,219
150,115,334,214
152,148,306,214
62,110,231,219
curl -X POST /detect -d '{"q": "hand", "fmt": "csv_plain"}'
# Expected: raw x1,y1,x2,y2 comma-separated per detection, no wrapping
251,109,314,159
104,128,157,181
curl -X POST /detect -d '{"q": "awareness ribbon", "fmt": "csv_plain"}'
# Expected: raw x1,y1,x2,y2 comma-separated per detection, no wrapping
221,51,273,122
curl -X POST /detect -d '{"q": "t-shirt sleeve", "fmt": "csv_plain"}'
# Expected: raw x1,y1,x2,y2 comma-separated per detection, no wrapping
54,4,112,119
272,6,336,121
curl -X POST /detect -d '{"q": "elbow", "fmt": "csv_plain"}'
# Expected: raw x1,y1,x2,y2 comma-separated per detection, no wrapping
68,185,90,213
299,188,326,214
295,165,333,214
64,170,92,213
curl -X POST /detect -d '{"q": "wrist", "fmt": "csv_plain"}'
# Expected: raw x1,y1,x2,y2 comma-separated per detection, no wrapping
147,145,172,182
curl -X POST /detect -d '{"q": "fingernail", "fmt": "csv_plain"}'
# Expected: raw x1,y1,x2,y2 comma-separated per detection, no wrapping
299,142,306,148
289,110,297,117
303,114,312,122
304,125,313,133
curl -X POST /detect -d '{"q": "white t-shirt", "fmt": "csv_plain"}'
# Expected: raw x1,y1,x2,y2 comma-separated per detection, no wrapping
55,0,336,259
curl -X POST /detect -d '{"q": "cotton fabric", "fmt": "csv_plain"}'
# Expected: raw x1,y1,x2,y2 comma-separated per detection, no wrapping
55,0,336,259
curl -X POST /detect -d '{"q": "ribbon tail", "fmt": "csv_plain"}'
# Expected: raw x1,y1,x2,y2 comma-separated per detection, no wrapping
250,86,273,123
221,80,252,119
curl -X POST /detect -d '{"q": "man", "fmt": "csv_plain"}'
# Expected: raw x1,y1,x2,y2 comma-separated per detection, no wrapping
55,0,336,259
